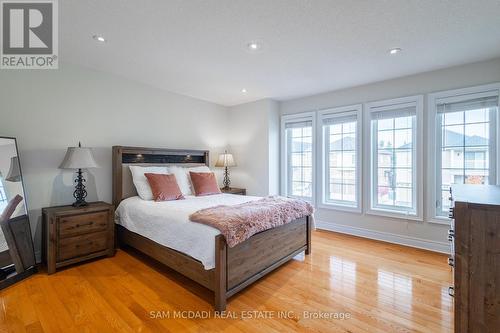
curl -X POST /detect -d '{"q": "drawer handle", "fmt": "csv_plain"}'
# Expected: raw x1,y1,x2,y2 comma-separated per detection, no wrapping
448,229,454,237
448,286,454,297
76,221,94,228
448,257,454,267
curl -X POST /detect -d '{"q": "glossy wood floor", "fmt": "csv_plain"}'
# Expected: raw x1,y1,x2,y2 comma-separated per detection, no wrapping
0,231,453,333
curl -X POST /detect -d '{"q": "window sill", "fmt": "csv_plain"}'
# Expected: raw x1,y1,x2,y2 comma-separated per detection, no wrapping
365,208,423,222
427,216,450,225
318,203,361,213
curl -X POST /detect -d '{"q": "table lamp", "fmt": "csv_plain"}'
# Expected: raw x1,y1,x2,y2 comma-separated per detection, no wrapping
5,156,21,182
59,142,98,207
215,150,236,190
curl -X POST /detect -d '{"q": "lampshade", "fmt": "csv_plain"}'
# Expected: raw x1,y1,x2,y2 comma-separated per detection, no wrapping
59,146,99,169
215,151,236,167
5,156,21,182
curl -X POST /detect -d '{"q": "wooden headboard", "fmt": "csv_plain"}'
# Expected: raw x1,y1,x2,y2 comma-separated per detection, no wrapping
112,146,209,207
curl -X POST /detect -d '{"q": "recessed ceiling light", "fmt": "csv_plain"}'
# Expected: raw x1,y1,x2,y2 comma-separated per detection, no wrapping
389,48,401,55
246,41,262,51
93,35,106,43
241,88,247,93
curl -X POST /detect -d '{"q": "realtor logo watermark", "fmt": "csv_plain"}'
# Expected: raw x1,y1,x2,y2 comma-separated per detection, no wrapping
1,0,58,69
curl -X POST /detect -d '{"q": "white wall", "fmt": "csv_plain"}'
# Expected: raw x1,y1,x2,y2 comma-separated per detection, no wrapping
227,99,280,196
0,63,229,256
280,57,500,252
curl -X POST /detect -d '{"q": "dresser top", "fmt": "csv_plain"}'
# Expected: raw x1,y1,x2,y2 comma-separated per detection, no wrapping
42,201,113,215
452,185,500,206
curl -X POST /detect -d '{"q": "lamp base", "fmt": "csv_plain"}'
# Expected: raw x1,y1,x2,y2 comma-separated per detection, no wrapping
222,166,231,190
72,200,88,208
72,168,88,208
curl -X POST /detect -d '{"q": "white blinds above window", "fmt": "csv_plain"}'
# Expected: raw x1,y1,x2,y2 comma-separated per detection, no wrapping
322,113,357,125
437,95,498,114
371,105,416,120
285,120,312,129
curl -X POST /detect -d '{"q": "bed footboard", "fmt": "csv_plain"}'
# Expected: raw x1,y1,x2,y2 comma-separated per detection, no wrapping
214,215,312,311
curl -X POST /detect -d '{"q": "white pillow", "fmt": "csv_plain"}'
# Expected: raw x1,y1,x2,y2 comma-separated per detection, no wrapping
169,165,211,195
129,165,169,200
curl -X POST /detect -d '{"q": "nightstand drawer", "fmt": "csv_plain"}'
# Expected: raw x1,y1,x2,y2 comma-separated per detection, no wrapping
58,211,109,238
57,231,108,261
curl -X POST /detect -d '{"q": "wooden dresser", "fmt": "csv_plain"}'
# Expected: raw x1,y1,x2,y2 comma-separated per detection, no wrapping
449,185,500,333
42,202,115,274
220,187,246,195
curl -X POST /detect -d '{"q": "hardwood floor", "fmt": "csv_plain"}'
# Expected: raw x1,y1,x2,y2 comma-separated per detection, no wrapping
0,230,453,332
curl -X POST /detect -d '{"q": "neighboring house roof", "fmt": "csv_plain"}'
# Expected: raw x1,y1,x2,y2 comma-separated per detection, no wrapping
292,129,488,153
443,129,488,147
379,129,488,150
330,136,356,151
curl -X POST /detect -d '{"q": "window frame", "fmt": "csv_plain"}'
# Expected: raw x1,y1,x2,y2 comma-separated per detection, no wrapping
0,174,7,204
427,83,500,224
318,104,362,213
365,95,424,221
280,112,316,203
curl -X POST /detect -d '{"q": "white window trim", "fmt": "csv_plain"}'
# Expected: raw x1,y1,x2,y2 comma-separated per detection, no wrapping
317,104,362,213
364,95,424,221
280,111,316,204
427,83,500,224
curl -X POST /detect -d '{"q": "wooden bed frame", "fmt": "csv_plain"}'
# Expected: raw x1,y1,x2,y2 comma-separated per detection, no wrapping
112,146,312,311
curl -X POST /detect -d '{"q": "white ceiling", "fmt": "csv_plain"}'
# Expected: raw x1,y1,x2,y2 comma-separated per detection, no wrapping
61,0,500,106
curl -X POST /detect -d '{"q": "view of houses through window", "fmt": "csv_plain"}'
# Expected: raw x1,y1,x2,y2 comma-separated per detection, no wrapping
324,118,357,205
281,84,498,221
373,115,415,210
286,121,313,198
438,104,496,214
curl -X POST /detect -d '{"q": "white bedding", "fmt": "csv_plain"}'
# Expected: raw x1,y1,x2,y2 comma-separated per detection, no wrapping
115,193,261,269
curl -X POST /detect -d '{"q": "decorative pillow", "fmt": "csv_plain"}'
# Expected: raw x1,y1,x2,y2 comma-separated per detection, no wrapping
189,172,221,196
169,165,211,195
144,173,184,201
129,166,169,200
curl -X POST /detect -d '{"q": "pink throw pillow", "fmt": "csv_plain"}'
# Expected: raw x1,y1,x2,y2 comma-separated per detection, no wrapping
189,172,221,196
144,173,185,201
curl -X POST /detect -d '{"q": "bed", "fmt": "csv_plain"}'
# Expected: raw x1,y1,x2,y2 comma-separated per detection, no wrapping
112,146,312,311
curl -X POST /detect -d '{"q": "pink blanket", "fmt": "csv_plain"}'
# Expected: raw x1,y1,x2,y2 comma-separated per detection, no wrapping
189,196,313,247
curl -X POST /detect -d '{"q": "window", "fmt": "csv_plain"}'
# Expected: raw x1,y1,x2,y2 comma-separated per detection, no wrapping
281,113,315,200
0,174,7,213
430,86,499,219
319,105,362,211
367,96,423,219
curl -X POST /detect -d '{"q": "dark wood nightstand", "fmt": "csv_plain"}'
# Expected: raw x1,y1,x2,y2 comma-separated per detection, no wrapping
220,187,246,195
42,202,115,274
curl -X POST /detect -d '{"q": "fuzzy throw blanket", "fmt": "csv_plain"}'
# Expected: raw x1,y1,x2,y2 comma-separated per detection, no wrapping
189,196,314,247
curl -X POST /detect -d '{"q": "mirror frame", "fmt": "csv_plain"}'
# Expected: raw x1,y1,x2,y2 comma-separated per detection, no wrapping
0,136,37,290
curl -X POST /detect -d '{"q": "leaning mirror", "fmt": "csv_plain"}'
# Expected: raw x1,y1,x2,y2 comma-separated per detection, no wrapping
0,137,36,289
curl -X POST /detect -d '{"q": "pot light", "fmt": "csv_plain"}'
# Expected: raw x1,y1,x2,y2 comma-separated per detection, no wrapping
389,48,401,55
247,41,262,51
93,35,106,43
241,88,247,93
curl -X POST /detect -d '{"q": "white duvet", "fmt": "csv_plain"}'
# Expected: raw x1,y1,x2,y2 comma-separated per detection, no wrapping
115,194,261,269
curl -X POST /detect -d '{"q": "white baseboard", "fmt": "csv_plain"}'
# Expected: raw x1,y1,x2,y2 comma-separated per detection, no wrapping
316,220,449,254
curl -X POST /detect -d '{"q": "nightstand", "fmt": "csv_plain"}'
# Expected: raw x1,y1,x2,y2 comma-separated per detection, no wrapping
220,187,246,195
42,202,115,274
